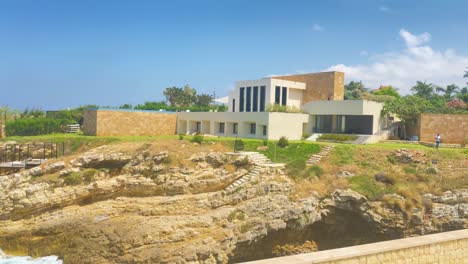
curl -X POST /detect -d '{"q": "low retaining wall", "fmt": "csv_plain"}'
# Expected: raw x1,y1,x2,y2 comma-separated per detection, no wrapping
83,109,177,137
242,229,468,264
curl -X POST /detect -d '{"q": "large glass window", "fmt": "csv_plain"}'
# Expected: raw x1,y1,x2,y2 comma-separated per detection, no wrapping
260,86,266,111
196,122,201,132
281,87,287,106
246,87,252,112
250,123,256,134
239,87,245,112
253,86,258,112
262,125,267,136
232,99,236,112
233,123,238,134
218,123,225,133
275,86,281,104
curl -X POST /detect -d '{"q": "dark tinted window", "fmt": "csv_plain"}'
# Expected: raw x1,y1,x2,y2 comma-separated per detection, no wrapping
246,87,252,112
260,86,266,111
239,87,245,112
253,86,258,112
275,86,281,104
282,87,287,106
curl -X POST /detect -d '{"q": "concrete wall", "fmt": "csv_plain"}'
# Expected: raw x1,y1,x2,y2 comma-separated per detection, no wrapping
243,229,468,264
418,113,468,144
272,71,345,102
177,112,309,140
83,109,177,136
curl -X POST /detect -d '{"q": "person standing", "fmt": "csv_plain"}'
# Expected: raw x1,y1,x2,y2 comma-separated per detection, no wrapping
435,133,441,149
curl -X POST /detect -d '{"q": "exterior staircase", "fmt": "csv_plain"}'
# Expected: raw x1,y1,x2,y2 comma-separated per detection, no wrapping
306,145,334,165
225,151,284,193
352,135,372,144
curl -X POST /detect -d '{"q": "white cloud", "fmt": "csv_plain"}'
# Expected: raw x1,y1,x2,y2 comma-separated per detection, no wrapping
379,6,390,13
313,24,324,32
324,29,468,94
399,29,431,47
360,50,369,56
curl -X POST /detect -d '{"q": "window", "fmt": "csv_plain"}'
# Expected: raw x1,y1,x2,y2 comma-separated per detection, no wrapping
218,123,225,133
246,87,252,112
282,87,287,106
253,86,258,112
275,86,281,104
239,87,245,112
262,125,267,136
260,86,266,111
195,122,201,132
250,123,256,134
233,123,238,134
232,99,236,112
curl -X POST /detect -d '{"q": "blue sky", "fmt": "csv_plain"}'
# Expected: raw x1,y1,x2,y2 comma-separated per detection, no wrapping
1,0,468,110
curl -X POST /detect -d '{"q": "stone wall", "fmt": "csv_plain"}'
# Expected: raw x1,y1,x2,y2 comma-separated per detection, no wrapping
243,229,468,264
83,109,177,136
272,71,345,103
418,113,468,144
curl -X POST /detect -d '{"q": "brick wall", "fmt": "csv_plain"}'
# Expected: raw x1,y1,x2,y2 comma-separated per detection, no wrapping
83,109,177,136
244,229,468,264
418,113,468,144
272,71,345,103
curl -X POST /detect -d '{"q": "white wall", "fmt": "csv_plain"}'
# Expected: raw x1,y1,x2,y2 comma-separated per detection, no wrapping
177,112,309,140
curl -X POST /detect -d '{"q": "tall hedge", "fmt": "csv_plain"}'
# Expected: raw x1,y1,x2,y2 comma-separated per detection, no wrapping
6,118,75,136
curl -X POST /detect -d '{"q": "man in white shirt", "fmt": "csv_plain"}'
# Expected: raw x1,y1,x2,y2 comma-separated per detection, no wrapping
435,133,441,149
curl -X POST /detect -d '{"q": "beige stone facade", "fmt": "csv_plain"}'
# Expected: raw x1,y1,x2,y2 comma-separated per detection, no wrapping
83,109,177,137
272,71,345,102
417,113,468,144
243,229,468,264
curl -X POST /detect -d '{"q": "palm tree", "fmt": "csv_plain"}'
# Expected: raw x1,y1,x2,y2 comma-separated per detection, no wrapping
436,84,459,99
411,81,435,99
465,68,468,84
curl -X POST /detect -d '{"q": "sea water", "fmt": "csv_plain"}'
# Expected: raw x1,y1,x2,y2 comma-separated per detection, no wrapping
0,249,62,264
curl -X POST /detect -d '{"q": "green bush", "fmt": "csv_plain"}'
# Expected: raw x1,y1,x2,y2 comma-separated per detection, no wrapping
64,172,83,185
234,139,245,151
82,169,97,182
262,139,268,146
286,159,306,175
178,134,185,140
308,165,323,177
191,133,204,144
277,137,289,148
265,104,302,113
6,118,74,136
318,134,359,142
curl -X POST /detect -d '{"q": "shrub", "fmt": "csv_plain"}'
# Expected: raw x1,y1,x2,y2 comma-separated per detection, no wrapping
308,165,323,177
286,159,306,176
265,104,302,113
302,133,311,141
277,137,289,148
82,169,97,182
64,172,83,185
6,118,74,136
262,139,268,146
425,166,438,174
191,133,204,144
234,139,245,151
317,134,359,142
178,134,185,140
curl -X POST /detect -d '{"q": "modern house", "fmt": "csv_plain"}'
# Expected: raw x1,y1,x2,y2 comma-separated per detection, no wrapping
177,71,392,140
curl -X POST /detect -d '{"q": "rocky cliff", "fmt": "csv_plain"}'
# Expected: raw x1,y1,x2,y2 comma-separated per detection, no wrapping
0,143,466,263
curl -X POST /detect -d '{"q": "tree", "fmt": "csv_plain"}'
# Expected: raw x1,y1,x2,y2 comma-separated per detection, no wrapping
195,94,213,107
436,84,459,100
344,81,367,99
181,85,197,107
383,95,432,139
456,87,468,103
410,81,435,99
119,104,132,109
163,87,185,107
464,67,468,84
372,86,400,98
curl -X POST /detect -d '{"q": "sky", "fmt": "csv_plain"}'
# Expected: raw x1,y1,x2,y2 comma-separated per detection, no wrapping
1,0,468,110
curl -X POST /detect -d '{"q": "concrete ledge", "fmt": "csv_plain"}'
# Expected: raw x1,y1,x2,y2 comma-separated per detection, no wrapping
241,229,468,264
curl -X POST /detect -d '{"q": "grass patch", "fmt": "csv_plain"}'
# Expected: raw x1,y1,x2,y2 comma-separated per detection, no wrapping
317,134,359,142
330,145,355,165
347,175,390,200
